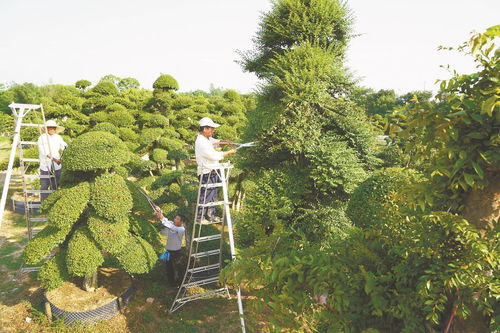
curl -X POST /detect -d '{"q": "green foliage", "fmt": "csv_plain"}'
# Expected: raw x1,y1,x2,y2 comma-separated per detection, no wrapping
91,81,119,96
63,131,130,171
48,182,90,229
152,148,168,164
346,168,424,229
145,114,169,127
66,227,104,277
139,128,164,146
116,236,158,274
90,173,133,222
153,74,179,91
23,225,72,265
88,213,130,255
91,122,119,135
118,77,140,91
129,215,163,253
39,250,70,290
107,109,135,127
118,127,139,142
75,79,91,91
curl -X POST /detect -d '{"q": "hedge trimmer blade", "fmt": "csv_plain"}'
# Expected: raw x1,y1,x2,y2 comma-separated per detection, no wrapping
235,142,257,150
138,188,162,213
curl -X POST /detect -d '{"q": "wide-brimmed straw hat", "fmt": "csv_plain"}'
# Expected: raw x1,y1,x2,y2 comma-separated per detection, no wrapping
39,119,65,134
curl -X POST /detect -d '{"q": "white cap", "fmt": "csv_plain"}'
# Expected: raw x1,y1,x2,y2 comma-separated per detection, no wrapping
199,117,220,128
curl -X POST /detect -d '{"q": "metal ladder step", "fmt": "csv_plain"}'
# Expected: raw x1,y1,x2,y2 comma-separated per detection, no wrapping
29,217,48,222
183,276,219,288
19,141,37,145
25,190,55,194
191,249,220,259
198,200,227,208
193,234,221,242
26,202,42,209
200,182,224,188
187,263,220,274
175,288,227,304
21,123,42,127
20,158,39,163
20,267,39,273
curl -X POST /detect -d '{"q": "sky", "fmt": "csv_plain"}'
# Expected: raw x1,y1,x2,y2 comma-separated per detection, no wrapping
0,0,498,95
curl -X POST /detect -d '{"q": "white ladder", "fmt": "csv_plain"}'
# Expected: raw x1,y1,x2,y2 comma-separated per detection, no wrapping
169,162,246,332
0,103,57,244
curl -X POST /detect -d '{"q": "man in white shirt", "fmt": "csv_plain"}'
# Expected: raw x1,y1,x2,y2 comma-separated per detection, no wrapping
194,117,236,222
155,210,186,287
37,120,68,201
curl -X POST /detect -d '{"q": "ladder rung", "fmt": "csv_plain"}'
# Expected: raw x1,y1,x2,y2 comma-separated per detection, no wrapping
191,249,220,258
200,183,224,188
19,141,37,145
193,234,221,242
27,202,42,208
31,229,43,236
198,201,227,208
25,190,55,194
29,217,48,222
196,219,222,225
20,158,39,163
183,276,219,288
175,288,227,304
187,263,220,274
36,175,53,179
20,267,39,273
21,123,42,127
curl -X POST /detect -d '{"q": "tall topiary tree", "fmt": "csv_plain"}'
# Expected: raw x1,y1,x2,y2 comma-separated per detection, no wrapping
23,131,162,291
223,0,379,328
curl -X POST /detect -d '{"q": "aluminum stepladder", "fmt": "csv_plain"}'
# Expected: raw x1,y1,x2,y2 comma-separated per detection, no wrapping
170,162,246,332
0,103,58,273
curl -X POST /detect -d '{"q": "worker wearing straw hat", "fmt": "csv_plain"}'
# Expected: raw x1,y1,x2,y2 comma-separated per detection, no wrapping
37,120,68,201
195,117,236,222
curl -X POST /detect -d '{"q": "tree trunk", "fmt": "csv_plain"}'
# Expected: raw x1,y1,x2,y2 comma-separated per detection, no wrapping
83,272,98,292
450,171,499,333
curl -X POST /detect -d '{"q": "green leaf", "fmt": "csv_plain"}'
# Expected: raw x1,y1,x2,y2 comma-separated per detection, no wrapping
471,161,485,179
481,96,497,116
464,173,475,187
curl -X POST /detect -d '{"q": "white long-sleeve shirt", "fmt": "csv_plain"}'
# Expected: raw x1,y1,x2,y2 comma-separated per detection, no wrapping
37,133,68,171
160,217,185,251
195,134,222,175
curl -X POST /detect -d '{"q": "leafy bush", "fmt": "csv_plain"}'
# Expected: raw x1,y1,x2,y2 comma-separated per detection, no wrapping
39,250,70,290
153,74,179,91
139,128,163,146
118,127,139,142
66,227,104,277
88,214,129,255
48,182,90,229
91,122,119,135
346,167,424,229
107,110,135,127
63,131,130,171
90,173,132,222
152,148,168,164
116,236,157,274
129,215,163,253
91,81,118,96
23,226,72,264
145,114,169,127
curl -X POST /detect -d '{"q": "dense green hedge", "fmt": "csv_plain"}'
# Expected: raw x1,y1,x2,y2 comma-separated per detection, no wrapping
63,131,130,171
152,74,179,91
90,173,132,221
39,189,66,214
116,236,157,274
66,227,104,277
346,167,424,229
23,225,72,265
91,122,119,135
129,215,163,253
39,250,70,291
48,182,90,229
88,213,130,255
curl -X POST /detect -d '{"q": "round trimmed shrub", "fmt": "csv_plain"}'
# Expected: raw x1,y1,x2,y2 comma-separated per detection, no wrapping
90,173,132,222
107,110,135,128
48,182,90,229
152,148,168,164
23,225,72,265
129,215,163,253
346,167,424,229
67,227,104,277
39,250,70,291
63,131,130,171
116,236,157,274
145,114,169,128
88,214,130,255
91,122,119,135
92,81,119,96
139,128,163,146
118,127,139,142
153,74,179,91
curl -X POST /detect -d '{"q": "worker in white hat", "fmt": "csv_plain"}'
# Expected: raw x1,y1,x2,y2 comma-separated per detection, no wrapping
195,117,236,222
37,119,68,201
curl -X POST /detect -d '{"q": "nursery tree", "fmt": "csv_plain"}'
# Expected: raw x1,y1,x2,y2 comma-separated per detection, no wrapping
23,131,162,291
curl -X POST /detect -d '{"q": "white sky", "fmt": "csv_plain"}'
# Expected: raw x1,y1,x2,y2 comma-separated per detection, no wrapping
0,0,498,95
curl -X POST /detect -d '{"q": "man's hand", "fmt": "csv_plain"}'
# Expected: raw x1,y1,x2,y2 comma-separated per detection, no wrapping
224,149,237,157
218,140,234,146
154,210,164,220
54,159,62,165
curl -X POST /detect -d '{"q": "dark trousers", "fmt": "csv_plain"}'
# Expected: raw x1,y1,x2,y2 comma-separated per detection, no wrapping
40,169,61,201
196,172,221,221
166,249,184,287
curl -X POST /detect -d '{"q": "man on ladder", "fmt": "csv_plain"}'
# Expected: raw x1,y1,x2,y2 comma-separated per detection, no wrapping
195,117,236,222
37,120,67,201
